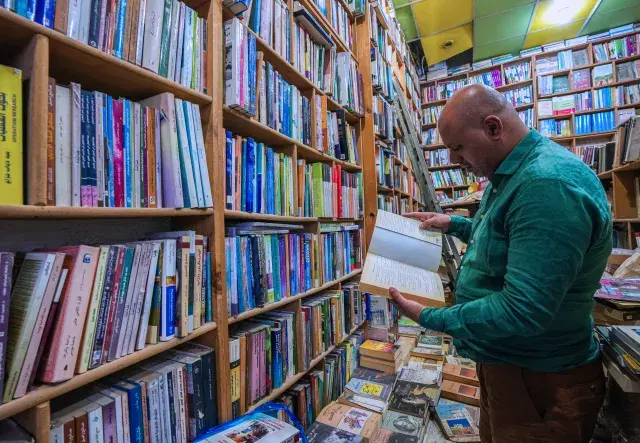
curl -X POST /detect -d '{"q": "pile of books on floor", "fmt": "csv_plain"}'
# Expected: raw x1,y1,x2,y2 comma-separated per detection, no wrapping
49,342,218,442
593,277,640,326
303,325,483,442
0,230,212,403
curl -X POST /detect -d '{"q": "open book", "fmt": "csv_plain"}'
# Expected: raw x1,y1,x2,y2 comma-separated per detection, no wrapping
360,210,445,307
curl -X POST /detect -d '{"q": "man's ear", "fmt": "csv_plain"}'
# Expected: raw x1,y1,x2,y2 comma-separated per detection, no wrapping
484,115,503,139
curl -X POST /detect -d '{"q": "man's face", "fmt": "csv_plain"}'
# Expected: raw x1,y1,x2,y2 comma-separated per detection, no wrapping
439,114,503,178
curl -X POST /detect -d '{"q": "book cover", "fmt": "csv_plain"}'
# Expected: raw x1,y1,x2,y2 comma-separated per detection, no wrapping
387,380,436,418
316,402,382,443
0,253,14,401
443,364,479,387
381,411,423,438
308,421,364,442
372,428,419,443
359,340,400,361
435,399,480,441
0,65,23,205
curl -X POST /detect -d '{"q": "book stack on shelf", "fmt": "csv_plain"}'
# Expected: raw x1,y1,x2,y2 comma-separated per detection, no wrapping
504,60,531,84
423,104,443,125
503,84,533,107
468,68,503,88
437,77,467,100
426,148,451,168
430,168,476,189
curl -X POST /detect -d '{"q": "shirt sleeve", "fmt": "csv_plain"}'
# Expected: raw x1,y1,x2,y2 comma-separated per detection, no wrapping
448,215,473,244
419,179,596,339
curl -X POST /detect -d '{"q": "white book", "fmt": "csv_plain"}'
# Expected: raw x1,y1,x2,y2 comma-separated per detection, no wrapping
123,243,152,355
66,0,82,40
115,244,143,360
136,0,148,66
167,0,180,82
146,376,161,443
89,394,115,439
259,60,267,125
154,110,163,208
136,242,161,351
78,0,92,44
142,0,165,73
190,103,213,207
133,102,141,208
84,401,105,443
139,361,174,442
94,92,105,207
55,85,72,206
3,253,56,402
224,18,241,108
174,99,198,207
181,7,194,88
174,363,188,443
157,239,176,341
71,82,82,206
360,210,445,307
274,0,281,55
174,3,186,83
193,18,201,93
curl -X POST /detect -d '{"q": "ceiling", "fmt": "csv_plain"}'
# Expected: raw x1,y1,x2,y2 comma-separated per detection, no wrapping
392,0,640,65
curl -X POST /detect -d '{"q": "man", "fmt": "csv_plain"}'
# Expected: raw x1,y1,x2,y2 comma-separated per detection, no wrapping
389,84,612,442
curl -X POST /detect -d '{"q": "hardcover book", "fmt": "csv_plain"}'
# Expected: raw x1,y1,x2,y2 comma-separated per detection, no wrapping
443,364,479,387
359,340,400,362
441,380,480,407
387,380,438,418
360,210,445,307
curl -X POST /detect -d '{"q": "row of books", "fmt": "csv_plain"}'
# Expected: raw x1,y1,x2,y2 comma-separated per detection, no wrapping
224,132,296,216
371,47,394,100
423,104,443,125
567,143,606,167
48,342,217,443
293,12,332,91
369,3,392,63
421,84,437,103
3,0,207,93
518,108,535,128
319,224,362,283
503,85,533,107
616,60,640,82
325,109,360,164
536,48,589,74
616,84,640,105
453,189,469,200
437,78,467,100
426,148,450,167
539,119,571,137
575,91,593,112
333,52,365,116
430,169,474,188
224,223,319,316
297,161,363,218
593,34,639,62
245,0,292,62
60,82,211,208
279,330,364,430
393,167,409,194
504,61,531,84
575,110,616,135
329,0,353,50
538,74,570,95
377,194,409,215
422,128,440,146
373,95,395,141
394,139,408,164
468,68,503,88
0,230,211,405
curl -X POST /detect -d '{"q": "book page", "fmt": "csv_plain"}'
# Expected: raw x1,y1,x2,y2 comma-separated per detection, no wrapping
360,254,445,307
369,210,442,272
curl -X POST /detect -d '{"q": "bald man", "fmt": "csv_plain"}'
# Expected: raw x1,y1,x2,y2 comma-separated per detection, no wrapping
389,84,612,442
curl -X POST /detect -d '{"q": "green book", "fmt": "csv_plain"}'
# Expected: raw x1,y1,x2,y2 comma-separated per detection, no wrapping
271,235,281,301
312,163,324,216
158,0,173,78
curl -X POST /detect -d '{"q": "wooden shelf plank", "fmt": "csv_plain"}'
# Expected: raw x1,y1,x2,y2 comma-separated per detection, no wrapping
224,210,317,222
598,159,640,181
228,269,362,324
0,205,213,220
0,322,217,420
247,323,365,412
0,9,211,105
441,200,480,208
550,131,616,142
423,143,446,150
428,164,461,171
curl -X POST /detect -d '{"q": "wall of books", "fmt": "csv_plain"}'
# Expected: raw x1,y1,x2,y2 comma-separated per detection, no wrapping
0,0,416,436
420,25,640,207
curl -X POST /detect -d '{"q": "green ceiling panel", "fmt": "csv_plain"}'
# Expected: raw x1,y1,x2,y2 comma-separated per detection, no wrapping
474,4,535,46
593,0,640,15
474,0,535,18
473,35,526,61
580,5,640,35
396,6,419,40
391,0,410,9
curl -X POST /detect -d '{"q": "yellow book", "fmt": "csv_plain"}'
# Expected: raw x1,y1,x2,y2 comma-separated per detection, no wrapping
0,65,23,205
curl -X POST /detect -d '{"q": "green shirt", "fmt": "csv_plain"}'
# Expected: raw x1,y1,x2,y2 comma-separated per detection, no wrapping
419,130,612,371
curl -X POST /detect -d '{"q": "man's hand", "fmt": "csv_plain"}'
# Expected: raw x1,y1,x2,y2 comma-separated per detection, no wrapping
389,287,427,324
404,212,452,232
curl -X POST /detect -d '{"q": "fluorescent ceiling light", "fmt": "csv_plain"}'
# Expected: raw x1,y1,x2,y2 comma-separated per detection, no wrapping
543,0,584,25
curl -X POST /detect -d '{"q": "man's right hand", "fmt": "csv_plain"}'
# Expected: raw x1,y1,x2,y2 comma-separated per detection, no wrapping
404,212,452,232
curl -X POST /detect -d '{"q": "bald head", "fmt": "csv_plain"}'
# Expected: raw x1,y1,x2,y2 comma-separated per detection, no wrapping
437,84,530,179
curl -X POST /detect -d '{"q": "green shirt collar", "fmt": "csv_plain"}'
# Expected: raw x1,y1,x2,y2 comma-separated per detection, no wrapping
493,129,543,178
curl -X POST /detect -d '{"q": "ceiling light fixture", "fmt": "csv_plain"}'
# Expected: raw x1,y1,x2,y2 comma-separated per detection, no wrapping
543,0,584,26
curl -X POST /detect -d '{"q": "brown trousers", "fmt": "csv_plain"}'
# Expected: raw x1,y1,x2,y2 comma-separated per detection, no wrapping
477,356,606,443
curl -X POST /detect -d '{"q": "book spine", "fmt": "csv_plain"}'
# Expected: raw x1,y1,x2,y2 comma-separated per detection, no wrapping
94,92,105,207
99,247,125,366
71,83,83,206
0,254,14,402
106,247,134,361
147,108,158,208
136,242,160,350
46,77,56,206
53,0,68,33
80,91,90,206
167,0,180,81
142,0,164,73
67,0,82,39
158,0,173,77
112,0,128,58
112,99,125,207
160,239,177,341
87,0,102,47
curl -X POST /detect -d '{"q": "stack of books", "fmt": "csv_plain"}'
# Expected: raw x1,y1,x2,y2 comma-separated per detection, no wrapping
325,109,360,164
503,85,533,107
372,47,394,100
423,105,444,125
504,61,531,84
593,34,639,62
422,84,437,103
518,108,535,128
49,343,218,443
308,402,382,442
297,162,363,218
204,413,300,442
319,224,363,283
430,169,475,188
575,110,616,135
593,87,615,109
0,230,212,402
426,148,450,167
293,4,333,91
468,69,503,88
359,340,403,373
423,128,440,145
225,222,320,317
437,78,467,100
615,84,640,105
248,0,293,61
373,95,395,141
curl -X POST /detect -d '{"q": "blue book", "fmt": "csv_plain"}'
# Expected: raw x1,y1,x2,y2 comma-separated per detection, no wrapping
266,64,274,127
246,138,256,212
24,0,35,20
225,130,233,209
235,236,243,314
271,235,280,301
111,381,143,443
246,237,255,309
113,0,128,59
123,100,132,207
283,83,289,137
271,327,283,388
248,0,261,33
256,142,263,213
183,101,204,207
241,138,247,212
14,0,27,16
87,0,101,46
248,34,256,116
80,92,89,206
34,0,55,27
106,96,115,207
304,235,311,290
252,235,265,307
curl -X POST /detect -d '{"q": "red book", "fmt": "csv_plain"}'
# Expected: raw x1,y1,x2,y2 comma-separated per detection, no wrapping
39,246,100,383
111,99,124,207
336,167,342,218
